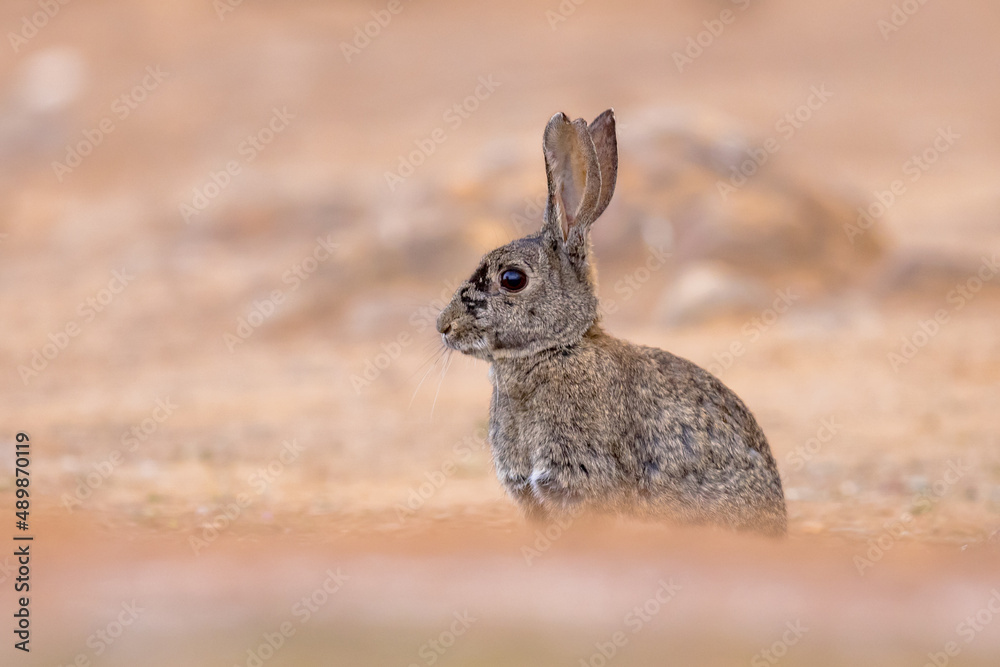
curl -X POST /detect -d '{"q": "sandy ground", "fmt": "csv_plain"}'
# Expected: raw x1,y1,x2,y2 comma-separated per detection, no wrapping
1,0,999,665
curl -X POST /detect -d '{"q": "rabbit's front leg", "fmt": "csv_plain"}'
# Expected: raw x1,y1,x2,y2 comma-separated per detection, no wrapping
491,411,549,519
500,471,549,521
529,448,591,510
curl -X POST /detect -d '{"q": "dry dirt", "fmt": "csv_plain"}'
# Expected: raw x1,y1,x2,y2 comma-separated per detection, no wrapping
1,0,999,665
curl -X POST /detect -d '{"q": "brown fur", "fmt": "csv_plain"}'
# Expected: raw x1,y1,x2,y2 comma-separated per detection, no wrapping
437,110,786,535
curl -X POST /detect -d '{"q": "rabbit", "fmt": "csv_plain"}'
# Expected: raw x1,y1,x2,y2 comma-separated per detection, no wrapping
436,109,787,536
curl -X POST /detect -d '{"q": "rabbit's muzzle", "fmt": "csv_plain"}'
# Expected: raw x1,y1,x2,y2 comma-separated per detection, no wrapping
436,299,490,360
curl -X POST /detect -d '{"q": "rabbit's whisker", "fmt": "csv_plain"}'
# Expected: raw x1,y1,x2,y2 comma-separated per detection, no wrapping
430,348,454,420
408,342,445,379
408,345,447,409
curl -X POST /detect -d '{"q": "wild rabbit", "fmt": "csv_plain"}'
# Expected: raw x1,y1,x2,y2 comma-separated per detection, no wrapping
436,110,787,535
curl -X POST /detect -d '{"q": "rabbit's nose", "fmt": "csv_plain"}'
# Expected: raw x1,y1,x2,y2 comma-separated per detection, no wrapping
437,298,467,334
436,309,454,335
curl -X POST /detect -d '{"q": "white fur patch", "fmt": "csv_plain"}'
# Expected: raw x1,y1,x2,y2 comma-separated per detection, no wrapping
529,468,549,500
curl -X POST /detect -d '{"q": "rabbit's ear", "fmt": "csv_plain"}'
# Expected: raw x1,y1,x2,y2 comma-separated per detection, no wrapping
542,112,602,245
587,109,618,222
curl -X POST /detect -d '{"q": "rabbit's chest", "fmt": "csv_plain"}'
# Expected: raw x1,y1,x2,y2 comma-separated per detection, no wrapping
489,389,621,464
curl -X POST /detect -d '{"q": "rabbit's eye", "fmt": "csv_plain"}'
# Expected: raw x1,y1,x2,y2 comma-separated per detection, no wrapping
499,269,527,292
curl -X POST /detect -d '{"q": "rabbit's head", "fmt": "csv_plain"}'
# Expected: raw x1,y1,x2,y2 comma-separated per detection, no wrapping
437,110,618,361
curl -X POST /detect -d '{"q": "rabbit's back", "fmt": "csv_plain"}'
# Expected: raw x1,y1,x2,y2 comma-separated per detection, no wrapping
489,327,786,534
639,344,786,532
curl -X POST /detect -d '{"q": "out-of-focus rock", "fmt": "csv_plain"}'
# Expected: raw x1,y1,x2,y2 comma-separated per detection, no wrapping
655,261,769,326
875,248,1000,296
15,47,87,113
615,107,888,323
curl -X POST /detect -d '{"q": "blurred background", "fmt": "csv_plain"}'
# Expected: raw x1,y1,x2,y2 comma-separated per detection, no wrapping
2,0,999,665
